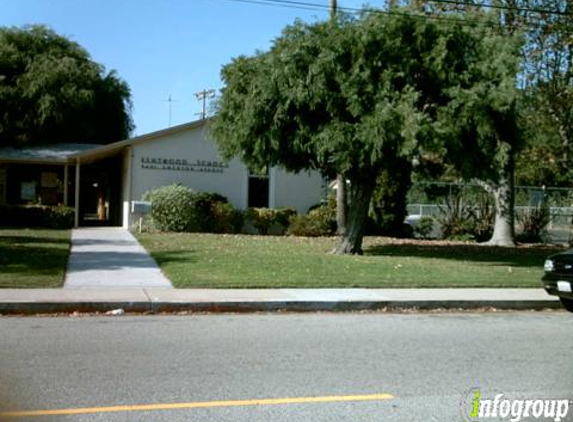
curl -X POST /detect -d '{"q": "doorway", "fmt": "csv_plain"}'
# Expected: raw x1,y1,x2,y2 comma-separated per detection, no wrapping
79,155,123,226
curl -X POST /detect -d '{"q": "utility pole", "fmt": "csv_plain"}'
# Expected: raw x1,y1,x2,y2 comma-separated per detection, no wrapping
330,0,347,237
195,89,216,120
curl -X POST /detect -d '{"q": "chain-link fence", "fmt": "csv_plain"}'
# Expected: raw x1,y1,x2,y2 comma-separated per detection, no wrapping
406,182,573,242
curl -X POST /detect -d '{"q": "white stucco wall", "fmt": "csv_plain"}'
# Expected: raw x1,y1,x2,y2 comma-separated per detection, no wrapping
270,167,325,214
122,122,325,227
131,123,247,201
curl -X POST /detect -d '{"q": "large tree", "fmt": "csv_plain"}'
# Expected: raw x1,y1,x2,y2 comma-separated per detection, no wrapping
212,9,520,254
516,0,572,187
0,25,133,146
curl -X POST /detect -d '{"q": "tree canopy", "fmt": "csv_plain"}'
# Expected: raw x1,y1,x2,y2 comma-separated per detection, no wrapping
0,25,133,146
515,0,572,187
212,9,521,254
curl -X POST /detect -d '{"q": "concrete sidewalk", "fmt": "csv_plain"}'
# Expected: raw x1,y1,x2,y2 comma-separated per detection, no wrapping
0,227,561,314
64,228,172,289
0,288,561,314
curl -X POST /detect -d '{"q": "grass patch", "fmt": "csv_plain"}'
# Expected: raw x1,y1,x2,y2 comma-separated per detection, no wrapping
137,233,562,288
0,228,71,288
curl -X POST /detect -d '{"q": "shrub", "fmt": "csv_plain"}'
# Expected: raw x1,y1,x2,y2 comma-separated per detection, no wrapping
287,202,336,237
517,203,551,243
307,196,337,228
45,206,75,229
211,202,244,234
274,207,297,233
465,191,495,242
191,192,230,232
436,193,473,240
245,207,298,235
436,191,493,242
144,185,243,233
287,214,331,237
143,184,197,232
0,205,74,229
246,207,276,235
414,216,434,239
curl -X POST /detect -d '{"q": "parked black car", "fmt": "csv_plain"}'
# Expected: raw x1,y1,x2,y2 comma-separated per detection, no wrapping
542,250,573,312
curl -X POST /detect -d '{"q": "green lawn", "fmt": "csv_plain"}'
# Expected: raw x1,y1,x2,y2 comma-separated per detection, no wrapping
0,228,71,288
137,233,562,288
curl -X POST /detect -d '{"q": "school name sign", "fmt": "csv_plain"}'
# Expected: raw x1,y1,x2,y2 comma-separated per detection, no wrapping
141,157,229,174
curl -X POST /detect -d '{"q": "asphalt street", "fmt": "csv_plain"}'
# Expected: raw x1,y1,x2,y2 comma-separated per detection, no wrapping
0,312,571,422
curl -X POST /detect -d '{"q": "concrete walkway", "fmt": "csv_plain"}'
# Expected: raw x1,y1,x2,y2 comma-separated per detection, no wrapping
64,228,172,289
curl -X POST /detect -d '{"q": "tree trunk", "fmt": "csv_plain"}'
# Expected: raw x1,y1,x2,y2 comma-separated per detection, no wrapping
336,174,347,235
486,178,516,247
333,180,374,255
476,148,516,247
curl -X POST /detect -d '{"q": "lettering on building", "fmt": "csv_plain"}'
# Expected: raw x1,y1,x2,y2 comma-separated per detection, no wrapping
140,157,229,174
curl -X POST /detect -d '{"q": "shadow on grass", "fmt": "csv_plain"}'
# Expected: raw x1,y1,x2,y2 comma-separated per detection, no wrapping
0,231,71,287
364,243,565,268
0,236,70,245
0,244,69,288
148,249,199,266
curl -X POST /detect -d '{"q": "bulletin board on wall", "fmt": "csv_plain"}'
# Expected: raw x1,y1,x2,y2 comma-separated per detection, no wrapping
20,181,37,202
40,171,59,205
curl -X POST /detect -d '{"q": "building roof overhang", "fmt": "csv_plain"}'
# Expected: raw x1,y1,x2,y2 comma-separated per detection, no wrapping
0,143,102,165
0,118,209,166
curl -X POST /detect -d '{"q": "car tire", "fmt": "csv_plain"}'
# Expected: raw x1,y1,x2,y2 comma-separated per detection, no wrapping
559,297,573,312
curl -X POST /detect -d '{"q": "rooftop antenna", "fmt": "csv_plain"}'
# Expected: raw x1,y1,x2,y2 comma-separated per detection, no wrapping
163,95,179,127
195,89,216,120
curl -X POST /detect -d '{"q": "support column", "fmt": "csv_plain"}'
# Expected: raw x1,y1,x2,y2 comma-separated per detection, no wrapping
74,159,81,228
122,147,133,228
268,167,277,209
63,165,69,206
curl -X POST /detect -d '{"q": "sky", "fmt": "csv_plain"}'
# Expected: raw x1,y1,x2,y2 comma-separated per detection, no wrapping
0,0,373,136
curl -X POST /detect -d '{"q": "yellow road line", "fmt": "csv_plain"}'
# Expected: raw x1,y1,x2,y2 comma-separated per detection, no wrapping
1,393,394,418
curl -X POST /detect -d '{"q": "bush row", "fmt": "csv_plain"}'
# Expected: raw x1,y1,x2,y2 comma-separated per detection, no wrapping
0,205,75,229
146,184,554,242
143,184,340,236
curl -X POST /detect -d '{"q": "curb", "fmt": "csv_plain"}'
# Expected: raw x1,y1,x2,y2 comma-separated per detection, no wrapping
0,299,562,315
0,301,151,315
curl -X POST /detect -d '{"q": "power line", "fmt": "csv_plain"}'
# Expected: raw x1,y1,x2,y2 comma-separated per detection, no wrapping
216,0,329,12
426,0,572,16
249,0,572,17
217,0,501,29
216,0,572,30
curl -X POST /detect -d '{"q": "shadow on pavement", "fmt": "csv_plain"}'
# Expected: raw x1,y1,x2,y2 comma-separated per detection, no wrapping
67,251,168,271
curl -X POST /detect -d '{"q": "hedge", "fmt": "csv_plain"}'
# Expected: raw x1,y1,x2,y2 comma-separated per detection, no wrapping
0,205,75,229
